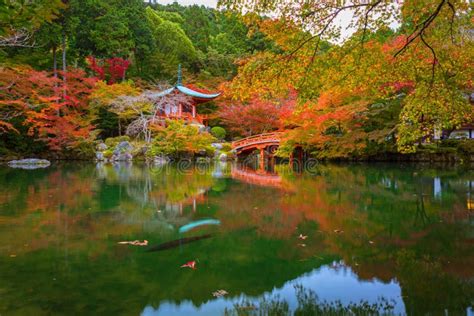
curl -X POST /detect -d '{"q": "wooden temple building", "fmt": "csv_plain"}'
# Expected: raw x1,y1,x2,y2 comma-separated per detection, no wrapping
157,65,220,126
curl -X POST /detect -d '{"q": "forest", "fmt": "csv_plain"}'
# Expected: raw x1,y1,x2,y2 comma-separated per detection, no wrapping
0,0,473,160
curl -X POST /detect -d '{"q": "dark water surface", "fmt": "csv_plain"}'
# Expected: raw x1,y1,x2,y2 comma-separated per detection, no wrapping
1,162,474,315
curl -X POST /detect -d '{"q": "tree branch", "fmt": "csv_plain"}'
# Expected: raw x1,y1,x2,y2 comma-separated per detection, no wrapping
0,28,35,48
394,0,446,57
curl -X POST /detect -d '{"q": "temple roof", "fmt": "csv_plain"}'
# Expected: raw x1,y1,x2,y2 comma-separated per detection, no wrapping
156,65,220,100
176,85,220,99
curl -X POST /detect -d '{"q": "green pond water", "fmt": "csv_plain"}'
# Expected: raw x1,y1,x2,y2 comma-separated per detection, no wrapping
1,162,474,315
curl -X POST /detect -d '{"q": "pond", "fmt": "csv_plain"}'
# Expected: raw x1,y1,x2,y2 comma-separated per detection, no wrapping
1,162,474,315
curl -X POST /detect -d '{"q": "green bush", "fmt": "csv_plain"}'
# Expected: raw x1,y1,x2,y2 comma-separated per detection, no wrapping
210,126,226,140
439,139,459,148
150,120,216,158
105,135,130,147
72,140,96,159
457,140,474,155
103,149,114,158
221,142,232,152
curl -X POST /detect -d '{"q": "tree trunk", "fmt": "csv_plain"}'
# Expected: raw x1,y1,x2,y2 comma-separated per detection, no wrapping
53,46,58,78
53,45,60,113
61,26,67,98
118,119,122,136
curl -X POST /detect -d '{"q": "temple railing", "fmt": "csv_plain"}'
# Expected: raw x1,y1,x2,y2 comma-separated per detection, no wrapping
232,132,283,151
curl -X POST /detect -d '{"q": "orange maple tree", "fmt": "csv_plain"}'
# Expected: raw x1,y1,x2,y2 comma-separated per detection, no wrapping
0,66,97,152
217,88,296,137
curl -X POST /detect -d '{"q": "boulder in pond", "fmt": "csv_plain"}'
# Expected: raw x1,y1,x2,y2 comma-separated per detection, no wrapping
8,159,51,169
111,141,134,161
96,142,108,152
96,152,105,161
113,152,133,161
116,141,133,153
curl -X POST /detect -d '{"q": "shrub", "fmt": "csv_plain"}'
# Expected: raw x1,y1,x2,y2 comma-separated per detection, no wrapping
105,135,130,147
72,140,96,159
210,126,226,140
457,140,474,155
439,139,459,148
221,142,232,152
150,120,216,158
103,149,114,158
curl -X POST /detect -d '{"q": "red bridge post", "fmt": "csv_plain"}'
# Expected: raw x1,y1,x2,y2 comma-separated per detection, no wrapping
259,147,265,170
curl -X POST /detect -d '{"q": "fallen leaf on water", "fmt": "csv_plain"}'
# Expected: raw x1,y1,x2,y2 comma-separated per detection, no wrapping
298,234,308,240
212,289,228,297
369,240,374,244
298,243,306,247
334,229,344,234
181,260,197,269
117,240,148,246
9,254,16,258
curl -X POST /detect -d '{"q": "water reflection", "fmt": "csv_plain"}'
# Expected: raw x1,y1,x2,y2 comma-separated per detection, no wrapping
0,162,474,315
142,261,405,316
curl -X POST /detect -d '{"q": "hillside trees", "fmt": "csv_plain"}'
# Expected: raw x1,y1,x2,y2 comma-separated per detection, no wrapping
0,0,64,47
144,7,198,78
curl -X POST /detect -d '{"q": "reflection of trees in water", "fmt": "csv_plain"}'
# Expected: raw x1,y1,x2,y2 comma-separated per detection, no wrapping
95,162,216,226
222,164,474,313
2,163,474,314
0,163,220,254
396,250,474,315
225,285,396,316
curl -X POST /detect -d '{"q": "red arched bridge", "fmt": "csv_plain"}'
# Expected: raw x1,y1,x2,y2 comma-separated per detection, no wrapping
231,132,304,170
232,132,282,154
232,132,283,169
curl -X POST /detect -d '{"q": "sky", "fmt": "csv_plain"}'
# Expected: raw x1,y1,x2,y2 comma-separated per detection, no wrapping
156,0,217,7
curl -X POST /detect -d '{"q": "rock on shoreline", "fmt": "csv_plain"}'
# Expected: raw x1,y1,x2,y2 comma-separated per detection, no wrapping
7,159,51,169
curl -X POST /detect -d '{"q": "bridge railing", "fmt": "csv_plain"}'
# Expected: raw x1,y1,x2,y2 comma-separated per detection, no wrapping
232,132,283,150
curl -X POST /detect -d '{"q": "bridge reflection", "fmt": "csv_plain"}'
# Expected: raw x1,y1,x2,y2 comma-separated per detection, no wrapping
231,165,284,189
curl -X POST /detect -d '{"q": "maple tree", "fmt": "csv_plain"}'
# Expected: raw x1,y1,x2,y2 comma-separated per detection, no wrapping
0,66,97,154
87,56,131,84
217,88,296,137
